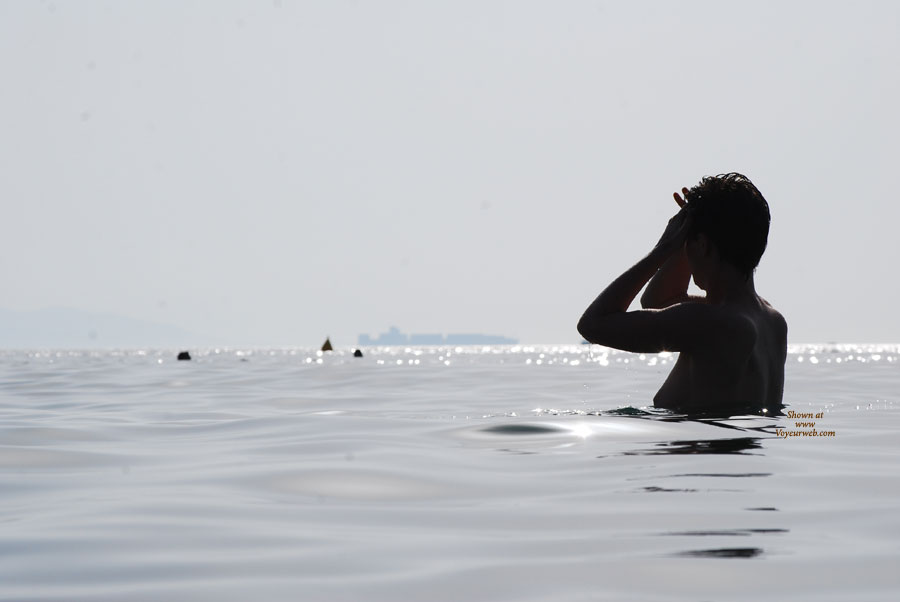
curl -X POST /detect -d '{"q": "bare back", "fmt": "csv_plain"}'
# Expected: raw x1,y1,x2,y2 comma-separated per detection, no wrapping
654,297,787,414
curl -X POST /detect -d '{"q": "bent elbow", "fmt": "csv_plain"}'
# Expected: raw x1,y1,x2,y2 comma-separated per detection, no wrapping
576,316,587,341
577,315,596,344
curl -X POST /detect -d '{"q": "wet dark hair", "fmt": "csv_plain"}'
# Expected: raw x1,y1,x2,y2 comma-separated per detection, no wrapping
684,173,770,279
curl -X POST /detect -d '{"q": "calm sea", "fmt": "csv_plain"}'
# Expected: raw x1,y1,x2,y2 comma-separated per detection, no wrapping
1,344,898,601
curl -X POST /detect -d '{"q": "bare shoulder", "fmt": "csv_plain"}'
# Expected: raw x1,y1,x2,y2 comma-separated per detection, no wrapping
752,297,788,367
660,301,758,352
758,297,788,337
715,305,759,351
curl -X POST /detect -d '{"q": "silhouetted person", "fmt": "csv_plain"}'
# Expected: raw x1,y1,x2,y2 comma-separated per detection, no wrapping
353,349,363,358
578,173,787,414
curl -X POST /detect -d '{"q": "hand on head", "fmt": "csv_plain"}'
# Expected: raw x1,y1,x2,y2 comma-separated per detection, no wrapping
655,190,692,255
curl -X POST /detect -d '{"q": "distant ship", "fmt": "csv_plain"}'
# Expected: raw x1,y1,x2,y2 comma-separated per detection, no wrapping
358,326,517,346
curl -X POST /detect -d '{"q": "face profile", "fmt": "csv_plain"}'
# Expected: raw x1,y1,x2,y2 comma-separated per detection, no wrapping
683,233,709,290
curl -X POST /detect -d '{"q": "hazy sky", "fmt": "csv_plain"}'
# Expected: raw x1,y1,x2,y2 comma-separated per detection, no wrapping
2,1,898,345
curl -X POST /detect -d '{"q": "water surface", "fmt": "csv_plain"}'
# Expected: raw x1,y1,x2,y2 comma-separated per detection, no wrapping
1,345,898,601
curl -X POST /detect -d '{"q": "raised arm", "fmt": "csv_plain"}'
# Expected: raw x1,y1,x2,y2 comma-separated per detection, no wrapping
640,248,693,308
641,189,704,308
577,207,694,352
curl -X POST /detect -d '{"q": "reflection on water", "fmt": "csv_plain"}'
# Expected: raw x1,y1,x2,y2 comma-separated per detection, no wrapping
623,436,763,456
481,423,568,435
474,413,788,562
599,405,786,421
675,547,765,558
666,472,772,478
599,416,788,560
664,528,788,536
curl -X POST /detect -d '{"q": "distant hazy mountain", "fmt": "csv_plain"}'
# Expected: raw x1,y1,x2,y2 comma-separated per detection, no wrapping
0,307,203,349
359,326,518,346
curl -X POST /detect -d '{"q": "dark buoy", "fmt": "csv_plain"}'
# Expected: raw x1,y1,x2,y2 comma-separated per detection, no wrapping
177,351,191,361
321,337,333,352
353,349,363,358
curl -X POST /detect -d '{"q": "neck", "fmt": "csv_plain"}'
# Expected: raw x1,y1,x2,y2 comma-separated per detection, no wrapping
704,265,757,304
